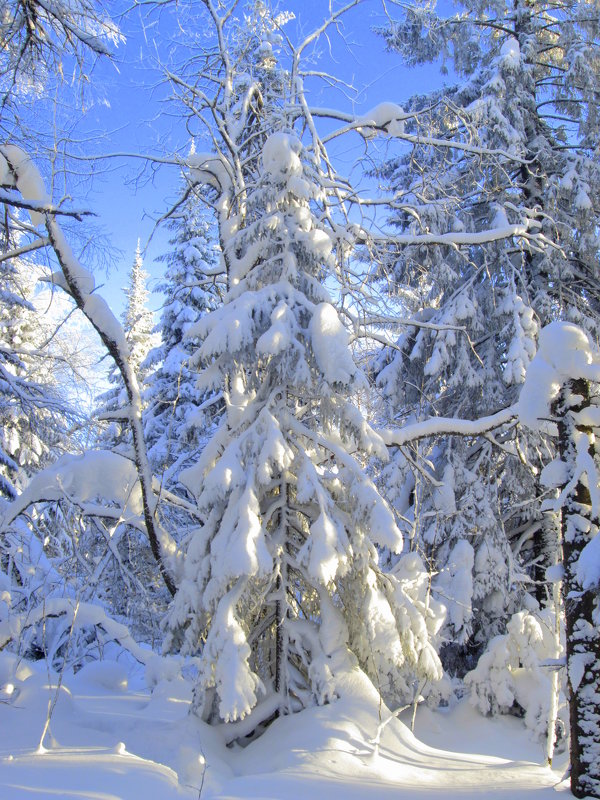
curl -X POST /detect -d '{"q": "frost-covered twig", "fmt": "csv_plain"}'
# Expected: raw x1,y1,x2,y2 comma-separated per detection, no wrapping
38,597,81,753
368,702,411,759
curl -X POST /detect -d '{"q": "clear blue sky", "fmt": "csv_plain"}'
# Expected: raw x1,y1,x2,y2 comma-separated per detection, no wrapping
74,0,444,317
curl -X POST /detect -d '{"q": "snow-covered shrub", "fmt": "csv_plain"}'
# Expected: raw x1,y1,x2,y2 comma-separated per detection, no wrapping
346,550,448,708
465,609,566,740
390,552,451,706
0,450,178,651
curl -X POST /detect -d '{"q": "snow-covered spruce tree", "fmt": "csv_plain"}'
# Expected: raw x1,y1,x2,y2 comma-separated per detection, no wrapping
0,223,78,501
163,0,443,732
519,322,600,798
124,240,155,378
140,188,223,629
143,191,222,484
0,258,49,499
379,0,600,331
169,130,442,728
372,0,600,668
96,241,155,453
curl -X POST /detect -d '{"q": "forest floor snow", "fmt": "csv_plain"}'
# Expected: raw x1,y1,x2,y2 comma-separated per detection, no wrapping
0,653,570,799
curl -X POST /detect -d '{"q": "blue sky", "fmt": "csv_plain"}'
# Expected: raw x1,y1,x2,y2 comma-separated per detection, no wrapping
73,0,445,317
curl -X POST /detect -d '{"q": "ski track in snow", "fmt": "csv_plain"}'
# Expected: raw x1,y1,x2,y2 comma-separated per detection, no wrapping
0,657,569,799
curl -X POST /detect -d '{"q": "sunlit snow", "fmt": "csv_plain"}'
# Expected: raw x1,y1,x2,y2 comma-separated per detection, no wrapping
0,653,569,800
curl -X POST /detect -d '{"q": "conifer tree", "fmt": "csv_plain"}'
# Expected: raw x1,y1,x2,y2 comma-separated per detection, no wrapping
124,240,154,377
96,240,155,453
0,249,74,500
143,192,221,484
164,1,443,731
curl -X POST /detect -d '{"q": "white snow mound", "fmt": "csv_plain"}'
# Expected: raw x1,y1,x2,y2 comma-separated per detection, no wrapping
0,653,566,800
262,132,303,178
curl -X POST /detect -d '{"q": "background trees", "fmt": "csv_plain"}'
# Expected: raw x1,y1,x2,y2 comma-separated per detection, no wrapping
0,253,76,500
372,0,600,672
96,242,155,453
143,193,221,485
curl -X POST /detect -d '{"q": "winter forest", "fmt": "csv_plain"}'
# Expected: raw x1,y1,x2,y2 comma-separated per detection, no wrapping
0,0,599,798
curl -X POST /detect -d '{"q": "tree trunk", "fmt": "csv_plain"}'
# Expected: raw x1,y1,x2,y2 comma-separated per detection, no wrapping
274,476,290,710
557,378,600,798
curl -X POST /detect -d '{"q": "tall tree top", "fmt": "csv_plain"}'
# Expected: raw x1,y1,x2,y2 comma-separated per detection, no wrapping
122,240,155,377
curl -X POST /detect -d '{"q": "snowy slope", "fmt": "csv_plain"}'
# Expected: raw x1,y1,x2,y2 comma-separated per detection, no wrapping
0,654,568,799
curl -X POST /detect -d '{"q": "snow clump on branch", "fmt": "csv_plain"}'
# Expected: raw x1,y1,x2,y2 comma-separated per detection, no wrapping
518,321,600,432
357,102,406,137
0,145,49,224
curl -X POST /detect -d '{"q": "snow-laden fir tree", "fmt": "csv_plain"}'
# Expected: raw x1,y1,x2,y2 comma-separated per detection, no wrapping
373,0,599,669
123,240,155,376
168,129,442,727
96,240,155,453
163,0,444,730
143,188,222,484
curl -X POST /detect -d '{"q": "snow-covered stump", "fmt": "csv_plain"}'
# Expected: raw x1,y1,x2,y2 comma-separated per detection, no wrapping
555,378,600,798
519,321,600,798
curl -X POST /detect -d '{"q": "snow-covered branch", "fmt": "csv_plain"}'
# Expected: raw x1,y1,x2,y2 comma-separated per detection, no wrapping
381,404,519,447
0,190,94,220
0,596,177,670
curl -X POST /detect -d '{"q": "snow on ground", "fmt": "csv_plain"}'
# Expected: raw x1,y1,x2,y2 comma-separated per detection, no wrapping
0,653,569,799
